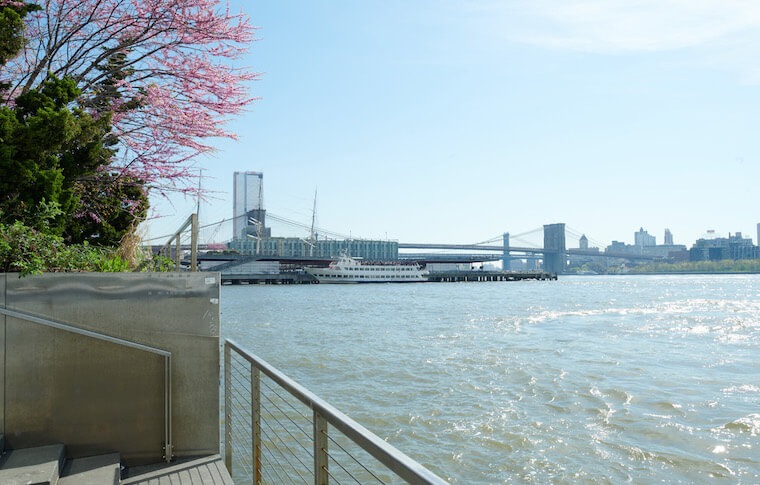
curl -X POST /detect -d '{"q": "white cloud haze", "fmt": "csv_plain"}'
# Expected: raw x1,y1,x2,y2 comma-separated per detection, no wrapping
477,0,760,52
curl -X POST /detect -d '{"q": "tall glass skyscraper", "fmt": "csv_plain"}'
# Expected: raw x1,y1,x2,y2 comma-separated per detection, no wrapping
233,171,269,240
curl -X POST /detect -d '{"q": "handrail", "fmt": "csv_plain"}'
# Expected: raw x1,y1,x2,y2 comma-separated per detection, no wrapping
225,338,447,484
161,213,198,271
0,307,171,357
0,306,174,462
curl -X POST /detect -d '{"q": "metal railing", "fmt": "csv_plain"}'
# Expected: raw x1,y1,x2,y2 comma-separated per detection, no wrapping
224,339,447,484
0,306,174,462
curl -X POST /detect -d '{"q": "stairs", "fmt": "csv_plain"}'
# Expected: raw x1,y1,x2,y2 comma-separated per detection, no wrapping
0,436,231,484
0,439,119,485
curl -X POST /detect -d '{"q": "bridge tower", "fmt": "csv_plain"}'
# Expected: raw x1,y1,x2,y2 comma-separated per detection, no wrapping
543,223,566,274
502,233,511,271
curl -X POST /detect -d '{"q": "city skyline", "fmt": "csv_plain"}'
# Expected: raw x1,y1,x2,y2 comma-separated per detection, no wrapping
223,180,760,251
142,1,760,248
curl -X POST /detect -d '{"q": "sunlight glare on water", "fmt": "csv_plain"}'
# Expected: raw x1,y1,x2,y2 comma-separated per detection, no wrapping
222,275,760,484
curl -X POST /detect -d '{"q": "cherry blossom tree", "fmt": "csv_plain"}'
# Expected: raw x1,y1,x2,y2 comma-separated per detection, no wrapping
2,0,257,195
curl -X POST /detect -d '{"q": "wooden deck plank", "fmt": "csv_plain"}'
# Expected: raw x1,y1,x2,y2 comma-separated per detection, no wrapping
122,455,232,485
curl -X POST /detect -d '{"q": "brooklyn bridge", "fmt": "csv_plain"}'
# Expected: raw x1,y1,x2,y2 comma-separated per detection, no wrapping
149,215,658,275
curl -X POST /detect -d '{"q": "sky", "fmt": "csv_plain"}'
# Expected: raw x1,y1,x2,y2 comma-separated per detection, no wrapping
142,0,760,250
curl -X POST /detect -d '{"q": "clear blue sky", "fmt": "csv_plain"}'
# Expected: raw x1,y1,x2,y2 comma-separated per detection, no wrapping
143,0,760,249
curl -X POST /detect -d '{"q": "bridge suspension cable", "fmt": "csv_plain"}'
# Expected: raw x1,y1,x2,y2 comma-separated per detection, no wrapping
144,210,583,253
265,212,347,239
511,227,544,247
566,225,608,249
144,210,373,247
473,235,502,245
473,227,544,247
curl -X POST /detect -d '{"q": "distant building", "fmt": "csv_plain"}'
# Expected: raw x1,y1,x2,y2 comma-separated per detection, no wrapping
233,171,272,240
227,171,398,260
607,241,627,253
566,234,604,271
634,227,656,247
228,237,399,261
579,234,589,250
690,232,759,261
668,248,691,262
606,229,686,260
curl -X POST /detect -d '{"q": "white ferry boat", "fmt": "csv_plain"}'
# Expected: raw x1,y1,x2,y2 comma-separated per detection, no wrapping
305,253,428,283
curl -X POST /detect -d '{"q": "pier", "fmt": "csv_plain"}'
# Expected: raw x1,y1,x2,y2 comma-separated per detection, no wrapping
220,270,556,285
426,270,557,283
202,254,559,285
221,271,315,285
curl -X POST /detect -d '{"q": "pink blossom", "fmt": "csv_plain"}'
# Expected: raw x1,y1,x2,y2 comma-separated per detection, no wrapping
2,0,259,197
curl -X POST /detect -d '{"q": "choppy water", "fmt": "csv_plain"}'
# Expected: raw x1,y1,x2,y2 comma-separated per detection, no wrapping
221,275,760,484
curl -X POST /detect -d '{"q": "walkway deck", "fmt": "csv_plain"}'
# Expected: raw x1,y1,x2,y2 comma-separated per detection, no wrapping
122,455,232,485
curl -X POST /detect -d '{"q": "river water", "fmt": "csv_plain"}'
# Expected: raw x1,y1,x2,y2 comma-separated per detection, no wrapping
221,275,760,484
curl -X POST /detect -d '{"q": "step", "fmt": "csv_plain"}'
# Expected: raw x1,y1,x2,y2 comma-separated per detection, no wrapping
59,452,121,485
122,454,233,484
0,443,65,485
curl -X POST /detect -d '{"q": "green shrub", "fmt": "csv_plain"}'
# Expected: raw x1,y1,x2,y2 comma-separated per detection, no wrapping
0,221,172,276
0,221,67,275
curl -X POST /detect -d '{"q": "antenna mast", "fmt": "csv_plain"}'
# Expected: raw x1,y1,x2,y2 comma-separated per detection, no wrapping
196,168,203,220
309,189,317,256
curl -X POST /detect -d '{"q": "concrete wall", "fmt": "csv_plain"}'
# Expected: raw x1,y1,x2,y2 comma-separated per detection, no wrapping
0,272,221,465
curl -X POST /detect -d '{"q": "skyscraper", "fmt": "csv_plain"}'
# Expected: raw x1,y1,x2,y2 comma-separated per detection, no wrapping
664,228,673,246
233,172,270,240
634,227,656,247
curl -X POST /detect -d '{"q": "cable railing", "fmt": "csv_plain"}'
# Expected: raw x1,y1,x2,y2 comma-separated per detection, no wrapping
224,339,448,484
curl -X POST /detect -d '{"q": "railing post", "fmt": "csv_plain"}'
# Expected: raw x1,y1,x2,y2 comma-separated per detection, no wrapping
160,213,198,271
174,236,181,271
190,213,198,272
163,355,173,463
314,411,329,485
224,344,232,473
223,339,448,485
251,367,262,484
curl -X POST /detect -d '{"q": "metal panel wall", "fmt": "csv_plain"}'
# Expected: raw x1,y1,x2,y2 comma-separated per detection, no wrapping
0,274,5,436
0,272,220,465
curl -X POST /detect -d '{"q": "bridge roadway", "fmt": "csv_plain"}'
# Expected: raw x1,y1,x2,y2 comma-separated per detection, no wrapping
188,244,656,261
398,243,657,261
399,243,550,254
